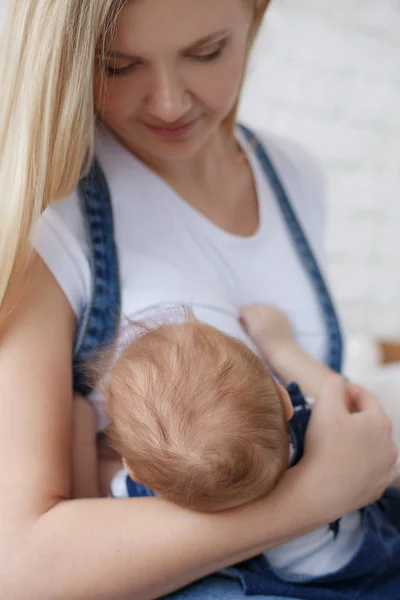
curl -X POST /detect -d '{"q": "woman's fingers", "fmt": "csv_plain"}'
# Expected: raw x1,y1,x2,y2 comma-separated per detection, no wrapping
302,374,398,518
348,382,388,415
347,382,397,468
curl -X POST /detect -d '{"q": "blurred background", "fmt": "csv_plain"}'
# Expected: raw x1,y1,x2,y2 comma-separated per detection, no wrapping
1,1,399,434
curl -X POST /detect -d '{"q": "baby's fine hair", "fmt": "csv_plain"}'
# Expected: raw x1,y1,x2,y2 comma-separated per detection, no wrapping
105,313,289,512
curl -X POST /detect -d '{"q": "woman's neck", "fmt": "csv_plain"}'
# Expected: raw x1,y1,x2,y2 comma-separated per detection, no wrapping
105,121,258,236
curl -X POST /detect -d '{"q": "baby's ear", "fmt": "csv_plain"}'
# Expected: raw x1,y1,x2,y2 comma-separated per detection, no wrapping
277,384,294,421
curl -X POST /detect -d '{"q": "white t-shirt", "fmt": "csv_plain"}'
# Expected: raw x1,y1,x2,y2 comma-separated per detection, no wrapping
32,124,362,578
33,124,327,356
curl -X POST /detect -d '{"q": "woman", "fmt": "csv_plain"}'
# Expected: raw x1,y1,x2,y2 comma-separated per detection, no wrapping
0,1,396,599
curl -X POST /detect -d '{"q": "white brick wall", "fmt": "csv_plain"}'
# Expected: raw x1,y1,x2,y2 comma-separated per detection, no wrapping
240,0,400,340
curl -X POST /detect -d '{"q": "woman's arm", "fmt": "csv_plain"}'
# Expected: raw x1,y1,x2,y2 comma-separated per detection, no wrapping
72,395,101,498
0,258,397,600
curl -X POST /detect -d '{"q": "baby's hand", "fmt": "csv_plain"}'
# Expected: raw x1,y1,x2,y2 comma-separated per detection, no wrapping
240,305,294,352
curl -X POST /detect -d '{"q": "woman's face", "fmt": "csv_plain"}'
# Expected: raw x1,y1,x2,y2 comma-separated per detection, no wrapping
94,0,253,161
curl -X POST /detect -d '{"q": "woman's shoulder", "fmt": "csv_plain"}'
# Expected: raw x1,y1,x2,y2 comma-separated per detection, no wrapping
34,188,87,260
42,189,86,234
32,190,90,319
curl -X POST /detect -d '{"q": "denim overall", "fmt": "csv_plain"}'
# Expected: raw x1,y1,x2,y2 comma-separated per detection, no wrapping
72,126,400,599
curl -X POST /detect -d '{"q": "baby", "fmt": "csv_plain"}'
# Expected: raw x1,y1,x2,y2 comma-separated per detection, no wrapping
72,305,337,509
72,305,400,593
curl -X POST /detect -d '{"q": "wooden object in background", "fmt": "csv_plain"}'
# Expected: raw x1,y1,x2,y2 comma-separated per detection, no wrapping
380,342,400,364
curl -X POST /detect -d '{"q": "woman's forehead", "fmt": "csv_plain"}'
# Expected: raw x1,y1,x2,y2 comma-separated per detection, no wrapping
112,0,251,55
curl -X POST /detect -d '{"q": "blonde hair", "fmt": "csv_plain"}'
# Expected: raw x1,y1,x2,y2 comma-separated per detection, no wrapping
0,0,270,309
225,0,272,132
105,317,289,512
0,0,126,307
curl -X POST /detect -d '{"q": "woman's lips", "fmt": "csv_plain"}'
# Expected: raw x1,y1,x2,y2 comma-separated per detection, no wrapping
143,118,199,140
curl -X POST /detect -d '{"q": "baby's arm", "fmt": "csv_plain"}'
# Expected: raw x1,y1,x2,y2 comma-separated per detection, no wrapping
71,394,100,498
241,305,337,400
242,306,400,490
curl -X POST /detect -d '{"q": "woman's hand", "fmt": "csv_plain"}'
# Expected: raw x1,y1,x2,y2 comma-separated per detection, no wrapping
299,374,398,520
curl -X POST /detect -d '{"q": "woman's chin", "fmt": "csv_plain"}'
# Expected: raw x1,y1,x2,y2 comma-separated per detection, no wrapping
129,119,219,162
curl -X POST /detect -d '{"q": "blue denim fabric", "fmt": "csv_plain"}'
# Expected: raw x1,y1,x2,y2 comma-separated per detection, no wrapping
162,575,300,600
72,159,120,395
239,125,343,374
223,488,400,599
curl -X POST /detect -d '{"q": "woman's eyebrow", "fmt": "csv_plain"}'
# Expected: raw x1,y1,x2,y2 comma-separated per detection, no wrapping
109,29,231,60
109,51,138,59
184,29,231,50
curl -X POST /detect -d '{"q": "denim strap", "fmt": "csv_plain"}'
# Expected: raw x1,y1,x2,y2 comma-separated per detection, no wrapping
239,124,343,372
72,159,120,395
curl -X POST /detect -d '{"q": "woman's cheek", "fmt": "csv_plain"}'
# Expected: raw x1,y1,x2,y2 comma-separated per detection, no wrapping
199,61,245,115
94,75,143,121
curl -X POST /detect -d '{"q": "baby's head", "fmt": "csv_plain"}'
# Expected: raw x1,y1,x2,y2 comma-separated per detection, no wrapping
105,315,291,512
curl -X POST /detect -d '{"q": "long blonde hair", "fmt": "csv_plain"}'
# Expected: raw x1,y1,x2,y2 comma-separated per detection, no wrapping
0,0,270,308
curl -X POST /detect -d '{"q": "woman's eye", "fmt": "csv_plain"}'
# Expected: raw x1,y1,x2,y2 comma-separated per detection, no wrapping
103,63,139,76
191,40,228,63
192,48,223,62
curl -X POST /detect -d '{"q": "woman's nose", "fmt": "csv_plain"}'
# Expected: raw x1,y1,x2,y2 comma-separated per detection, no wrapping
145,65,192,123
